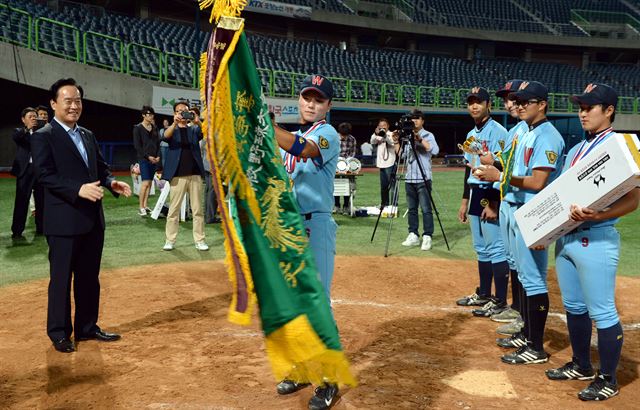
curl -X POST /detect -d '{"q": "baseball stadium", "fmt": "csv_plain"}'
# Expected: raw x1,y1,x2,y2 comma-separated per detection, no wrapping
1,0,639,409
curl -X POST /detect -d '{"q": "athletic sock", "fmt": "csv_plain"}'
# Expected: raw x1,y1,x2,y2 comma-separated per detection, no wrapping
478,261,493,297
520,288,530,340
597,322,623,384
510,270,521,312
527,293,549,351
492,261,510,303
566,312,592,369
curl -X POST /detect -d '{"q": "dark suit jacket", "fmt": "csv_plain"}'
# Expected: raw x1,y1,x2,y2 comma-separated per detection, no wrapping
10,127,33,177
160,125,205,181
31,120,117,236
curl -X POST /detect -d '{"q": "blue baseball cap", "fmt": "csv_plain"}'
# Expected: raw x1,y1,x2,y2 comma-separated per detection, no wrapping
466,87,491,103
508,81,549,101
570,83,618,108
300,74,333,100
495,79,525,98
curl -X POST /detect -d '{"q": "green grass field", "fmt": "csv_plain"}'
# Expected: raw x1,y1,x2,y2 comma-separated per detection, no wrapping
1,169,638,287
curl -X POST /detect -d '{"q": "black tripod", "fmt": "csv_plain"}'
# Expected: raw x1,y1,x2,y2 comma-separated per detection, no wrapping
370,133,450,256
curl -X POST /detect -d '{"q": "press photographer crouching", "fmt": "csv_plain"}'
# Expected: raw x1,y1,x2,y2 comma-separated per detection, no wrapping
394,109,439,251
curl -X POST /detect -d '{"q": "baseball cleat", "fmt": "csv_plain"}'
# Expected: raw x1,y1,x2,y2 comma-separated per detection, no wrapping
578,374,619,401
496,331,528,348
276,379,310,395
491,307,521,323
456,288,490,306
308,382,339,410
496,318,524,335
501,345,549,365
546,360,596,381
473,300,507,317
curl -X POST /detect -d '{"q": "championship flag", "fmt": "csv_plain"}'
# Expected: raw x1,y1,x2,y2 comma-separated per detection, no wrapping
498,137,517,199
198,0,355,387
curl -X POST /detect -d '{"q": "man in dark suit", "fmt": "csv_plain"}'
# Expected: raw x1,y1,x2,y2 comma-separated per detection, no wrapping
161,101,208,251
31,78,131,353
10,107,44,238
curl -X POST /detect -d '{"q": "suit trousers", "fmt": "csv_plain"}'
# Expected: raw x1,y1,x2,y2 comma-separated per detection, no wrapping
204,171,218,223
11,165,43,235
166,175,205,243
46,222,104,341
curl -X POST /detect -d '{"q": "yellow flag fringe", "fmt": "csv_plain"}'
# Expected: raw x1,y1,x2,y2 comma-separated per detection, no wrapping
265,315,357,386
199,0,248,23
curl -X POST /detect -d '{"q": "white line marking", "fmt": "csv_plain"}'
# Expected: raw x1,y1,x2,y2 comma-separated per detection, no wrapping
333,299,640,332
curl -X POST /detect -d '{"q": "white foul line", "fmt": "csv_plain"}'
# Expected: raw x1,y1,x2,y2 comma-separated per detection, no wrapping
332,299,640,332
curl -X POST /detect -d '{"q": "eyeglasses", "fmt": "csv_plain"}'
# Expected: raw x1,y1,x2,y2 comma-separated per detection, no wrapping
515,99,540,108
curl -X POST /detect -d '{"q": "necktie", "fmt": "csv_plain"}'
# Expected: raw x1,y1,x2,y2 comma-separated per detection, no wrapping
69,128,88,166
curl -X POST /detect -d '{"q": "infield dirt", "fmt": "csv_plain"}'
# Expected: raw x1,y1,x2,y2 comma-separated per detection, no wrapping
1,256,638,409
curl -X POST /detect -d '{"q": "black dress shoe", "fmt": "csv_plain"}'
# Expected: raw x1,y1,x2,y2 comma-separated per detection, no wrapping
76,329,121,342
53,338,75,353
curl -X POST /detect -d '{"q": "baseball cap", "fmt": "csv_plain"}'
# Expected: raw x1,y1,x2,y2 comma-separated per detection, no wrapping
300,74,333,100
508,81,548,102
495,79,525,98
569,83,618,108
466,87,490,103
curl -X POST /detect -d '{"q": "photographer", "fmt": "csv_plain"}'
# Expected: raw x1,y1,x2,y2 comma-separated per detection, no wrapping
334,122,356,214
370,118,396,209
395,109,439,251
132,106,160,216
10,107,44,238
161,101,208,251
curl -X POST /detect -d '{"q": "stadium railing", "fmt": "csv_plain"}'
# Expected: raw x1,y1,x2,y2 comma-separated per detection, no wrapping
82,31,124,72
0,3,31,48
1,3,638,114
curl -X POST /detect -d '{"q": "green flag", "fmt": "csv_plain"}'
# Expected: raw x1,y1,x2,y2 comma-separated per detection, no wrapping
199,4,355,387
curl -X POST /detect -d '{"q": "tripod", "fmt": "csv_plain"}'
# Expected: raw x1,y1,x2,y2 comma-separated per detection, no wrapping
370,133,450,256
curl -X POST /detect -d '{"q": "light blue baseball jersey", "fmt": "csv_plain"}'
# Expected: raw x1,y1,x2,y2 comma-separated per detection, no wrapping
498,120,529,202
511,120,565,204
561,129,619,229
465,118,508,185
281,120,340,214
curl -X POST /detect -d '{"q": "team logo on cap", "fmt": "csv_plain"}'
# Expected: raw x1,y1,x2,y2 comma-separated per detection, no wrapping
518,81,529,90
471,86,480,93
504,81,513,90
312,76,324,86
584,83,597,93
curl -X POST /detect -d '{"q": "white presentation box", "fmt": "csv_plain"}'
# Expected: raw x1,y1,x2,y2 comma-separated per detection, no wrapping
514,133,640,248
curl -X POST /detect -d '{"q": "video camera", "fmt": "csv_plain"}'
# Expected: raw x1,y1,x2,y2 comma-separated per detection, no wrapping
394,113,417,142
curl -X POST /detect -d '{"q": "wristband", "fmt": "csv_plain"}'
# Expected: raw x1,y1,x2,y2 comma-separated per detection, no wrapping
288,135,307,156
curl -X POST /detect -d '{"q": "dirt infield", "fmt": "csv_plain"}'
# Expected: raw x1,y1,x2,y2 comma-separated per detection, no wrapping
0,256,638,409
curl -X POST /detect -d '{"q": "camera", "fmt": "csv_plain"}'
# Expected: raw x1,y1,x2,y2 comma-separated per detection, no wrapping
180,110,195,120
395,114,416,141
376,128,387,137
